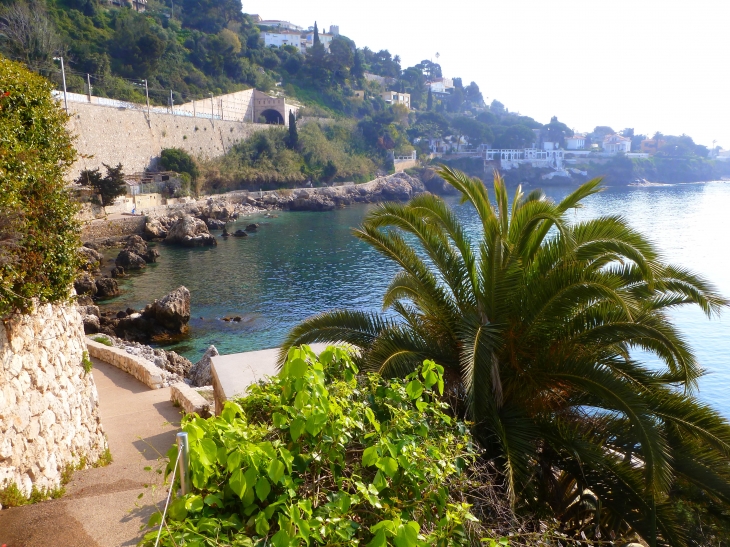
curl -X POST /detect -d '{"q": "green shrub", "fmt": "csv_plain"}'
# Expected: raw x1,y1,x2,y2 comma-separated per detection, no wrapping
143,345,487,546
0,55,80,317
92,335,113,346
160,148,200,182
81,350,93,375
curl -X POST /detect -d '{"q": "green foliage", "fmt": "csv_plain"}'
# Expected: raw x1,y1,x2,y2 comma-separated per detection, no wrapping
81,350,93,375
201,122,377,191
283,168,730,546
0,55,80,317
160,147,199,181
92,335,113,346
143,345,485,546
0,480,66,507
75,162,127,206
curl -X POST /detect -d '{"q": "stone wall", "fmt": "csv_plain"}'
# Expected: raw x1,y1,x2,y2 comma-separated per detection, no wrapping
80,215,147,241
66,101,272,181
0,303,107,497
86,339,177,389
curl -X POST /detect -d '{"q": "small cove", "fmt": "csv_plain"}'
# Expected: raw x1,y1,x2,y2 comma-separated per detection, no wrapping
100,181,730,417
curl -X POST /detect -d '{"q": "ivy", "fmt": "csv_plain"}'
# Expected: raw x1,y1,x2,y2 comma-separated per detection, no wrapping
143,345,487,546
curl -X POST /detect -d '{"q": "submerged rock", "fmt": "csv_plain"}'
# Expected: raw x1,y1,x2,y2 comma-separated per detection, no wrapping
233,230,248,237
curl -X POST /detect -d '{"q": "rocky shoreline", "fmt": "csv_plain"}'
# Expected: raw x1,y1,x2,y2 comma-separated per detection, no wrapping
88,333,219,389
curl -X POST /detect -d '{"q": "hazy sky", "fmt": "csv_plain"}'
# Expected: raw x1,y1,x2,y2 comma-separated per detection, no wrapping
244,0,728,148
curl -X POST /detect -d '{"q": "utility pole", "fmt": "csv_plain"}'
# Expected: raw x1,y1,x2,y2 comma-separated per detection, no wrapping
86,74,92,102
170,90,174,115
192,97,196,118
210,93,214,125
144,79,150,119
54,57,68,114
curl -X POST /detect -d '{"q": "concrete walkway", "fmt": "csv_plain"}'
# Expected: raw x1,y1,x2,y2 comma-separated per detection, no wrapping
0,358,182,547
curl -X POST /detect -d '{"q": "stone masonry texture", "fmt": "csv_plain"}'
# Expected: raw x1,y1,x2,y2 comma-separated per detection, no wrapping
0,302,107,497
66,101,271,181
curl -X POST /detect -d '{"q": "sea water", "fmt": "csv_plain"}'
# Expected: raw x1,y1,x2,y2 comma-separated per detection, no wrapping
101,181,730,416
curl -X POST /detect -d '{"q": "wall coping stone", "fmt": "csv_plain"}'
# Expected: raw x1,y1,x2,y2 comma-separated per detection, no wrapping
169,383,211,418
86,338,166,389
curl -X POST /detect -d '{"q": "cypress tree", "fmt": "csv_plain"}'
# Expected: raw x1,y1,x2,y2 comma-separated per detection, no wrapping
288,111,298,149
427,88,433,111
313,22,320,45
352,50,363,79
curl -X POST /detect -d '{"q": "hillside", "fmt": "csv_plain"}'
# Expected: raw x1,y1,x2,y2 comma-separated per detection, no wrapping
1,0,727,190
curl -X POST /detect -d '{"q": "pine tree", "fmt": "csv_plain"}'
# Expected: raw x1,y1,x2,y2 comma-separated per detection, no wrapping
313,22,320,46
427,88,433,111
287,111,298,149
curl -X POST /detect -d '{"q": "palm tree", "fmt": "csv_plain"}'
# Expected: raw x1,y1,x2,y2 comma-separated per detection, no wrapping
281,167,730,546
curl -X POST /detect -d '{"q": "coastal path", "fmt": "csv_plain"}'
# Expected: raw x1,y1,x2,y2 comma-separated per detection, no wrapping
0,358,181,546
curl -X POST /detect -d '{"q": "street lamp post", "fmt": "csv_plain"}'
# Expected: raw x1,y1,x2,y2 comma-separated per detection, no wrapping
53,56,68,114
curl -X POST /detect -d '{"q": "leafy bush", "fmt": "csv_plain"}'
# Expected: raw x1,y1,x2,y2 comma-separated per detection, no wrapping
92,335,113,346
0,55,80,317
143,346,486,546
160,148,200,182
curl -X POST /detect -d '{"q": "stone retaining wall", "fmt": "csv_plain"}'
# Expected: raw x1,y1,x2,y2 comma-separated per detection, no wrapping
80,215,147,241
0,303,107,497
66,101,271,181
85,338,176,389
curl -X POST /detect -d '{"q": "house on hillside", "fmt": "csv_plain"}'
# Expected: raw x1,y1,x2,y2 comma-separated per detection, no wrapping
264,30,304,51
302,31,335,52
565,135,586,150
381,91,411,109
428,78,454,98
603,134,631,154
258,19,303,31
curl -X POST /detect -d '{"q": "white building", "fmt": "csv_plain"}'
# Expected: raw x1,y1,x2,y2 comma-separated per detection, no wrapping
565,135,586,150
603,134,631,154
429,78,454,96
303,31,335,52
259,20,303,31
483,148,564,170
381,91,411,109
263,30,303,50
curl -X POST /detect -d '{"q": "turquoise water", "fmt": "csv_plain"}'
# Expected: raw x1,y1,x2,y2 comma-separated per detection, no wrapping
103,181,730,416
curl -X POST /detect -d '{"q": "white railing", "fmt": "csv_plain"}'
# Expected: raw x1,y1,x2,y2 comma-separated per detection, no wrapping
53,90,224,120
394,151,417,162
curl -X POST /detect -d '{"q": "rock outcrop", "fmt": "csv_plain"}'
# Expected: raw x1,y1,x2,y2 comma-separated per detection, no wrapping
165,216,217,247
115,235,159,270
188,345,219,387
95,277,119,298
74,273,98,297
144,286,191,333
244,172,426,212
96,286,191,342
78,246,103,271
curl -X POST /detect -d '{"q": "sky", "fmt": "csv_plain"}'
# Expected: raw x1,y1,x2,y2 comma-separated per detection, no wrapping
244,0,729,148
